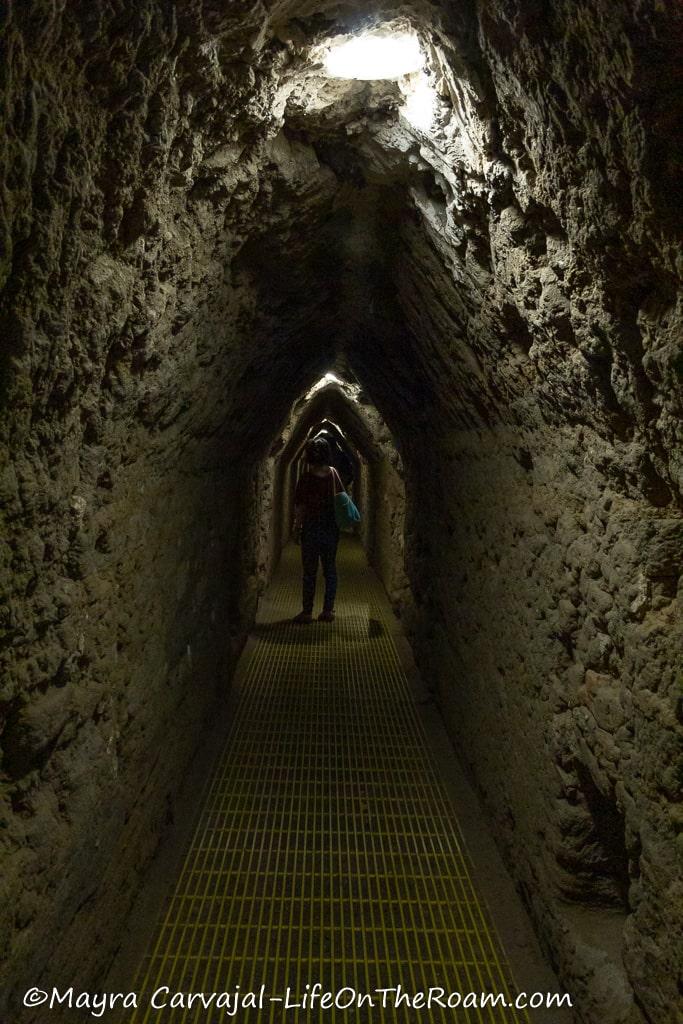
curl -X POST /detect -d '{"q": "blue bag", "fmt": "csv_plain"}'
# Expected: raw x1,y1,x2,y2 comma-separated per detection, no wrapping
334,490,361,532
330,468,361,531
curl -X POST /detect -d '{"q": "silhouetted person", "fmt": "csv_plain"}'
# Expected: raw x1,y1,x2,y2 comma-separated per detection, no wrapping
292,438,343,623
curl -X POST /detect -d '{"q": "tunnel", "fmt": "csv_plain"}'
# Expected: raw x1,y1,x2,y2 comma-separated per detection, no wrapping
0,1,681,1022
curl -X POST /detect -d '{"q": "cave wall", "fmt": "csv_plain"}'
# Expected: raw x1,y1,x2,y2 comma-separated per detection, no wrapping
359,450,410,614
358,458,372,557
1,444,246,1002
402,426,681,1023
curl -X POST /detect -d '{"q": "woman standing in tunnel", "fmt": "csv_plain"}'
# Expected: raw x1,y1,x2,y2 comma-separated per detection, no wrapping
292,437,343,623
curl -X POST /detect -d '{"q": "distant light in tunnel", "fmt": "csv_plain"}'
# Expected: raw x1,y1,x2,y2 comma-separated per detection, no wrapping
324,33,423,80
320,418,346,438
401,72,437,132
306,373,346,398
305,372,361,402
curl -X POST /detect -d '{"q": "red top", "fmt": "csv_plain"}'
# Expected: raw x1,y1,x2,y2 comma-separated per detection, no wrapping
295,467,342,523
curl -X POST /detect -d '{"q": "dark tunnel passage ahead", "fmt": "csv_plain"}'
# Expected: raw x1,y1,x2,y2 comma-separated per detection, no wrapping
1,3,681,1023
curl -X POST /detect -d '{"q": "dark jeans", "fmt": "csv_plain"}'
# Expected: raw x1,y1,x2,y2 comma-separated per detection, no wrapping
301,517,340,614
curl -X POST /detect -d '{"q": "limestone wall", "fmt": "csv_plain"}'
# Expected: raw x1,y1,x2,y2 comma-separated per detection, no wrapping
403,426,681,1023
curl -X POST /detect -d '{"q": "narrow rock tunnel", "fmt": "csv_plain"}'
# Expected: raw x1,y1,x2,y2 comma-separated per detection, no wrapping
1,2,682,1022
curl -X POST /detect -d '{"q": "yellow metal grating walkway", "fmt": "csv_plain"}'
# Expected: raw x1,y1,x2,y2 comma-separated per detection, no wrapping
126,539,530,1023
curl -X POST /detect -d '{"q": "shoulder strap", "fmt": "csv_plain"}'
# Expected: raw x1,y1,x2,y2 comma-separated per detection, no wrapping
329,466,343,495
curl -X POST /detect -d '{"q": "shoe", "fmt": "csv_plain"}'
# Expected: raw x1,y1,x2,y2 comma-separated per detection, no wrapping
318,610,335,622
292,611,313,624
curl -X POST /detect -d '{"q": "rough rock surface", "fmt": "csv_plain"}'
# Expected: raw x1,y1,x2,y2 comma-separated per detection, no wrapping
0,2,681,1022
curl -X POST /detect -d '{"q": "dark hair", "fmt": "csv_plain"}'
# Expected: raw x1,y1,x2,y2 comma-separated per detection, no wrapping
306,438,331,465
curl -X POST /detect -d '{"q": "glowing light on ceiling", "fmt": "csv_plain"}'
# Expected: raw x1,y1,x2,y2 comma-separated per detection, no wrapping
305,372,362,402
305,372,345,399
325,33,423,80
401,72,437,132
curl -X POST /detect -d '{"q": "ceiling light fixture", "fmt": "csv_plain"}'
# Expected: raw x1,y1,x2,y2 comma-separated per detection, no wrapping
324,33,423,81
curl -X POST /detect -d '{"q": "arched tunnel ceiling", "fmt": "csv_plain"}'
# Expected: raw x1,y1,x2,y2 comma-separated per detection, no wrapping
275,381,391,464
2,0,680,499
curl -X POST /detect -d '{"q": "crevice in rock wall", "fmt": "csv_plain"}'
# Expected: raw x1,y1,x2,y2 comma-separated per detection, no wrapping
570,763,631,911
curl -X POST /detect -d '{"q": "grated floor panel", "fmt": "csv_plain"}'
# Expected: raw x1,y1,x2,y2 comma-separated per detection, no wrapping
125,539,530,1023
